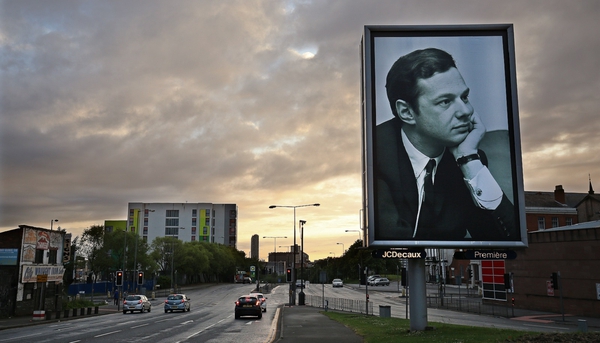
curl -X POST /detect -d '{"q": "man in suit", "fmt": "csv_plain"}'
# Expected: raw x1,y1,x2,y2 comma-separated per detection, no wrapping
376,48,518,241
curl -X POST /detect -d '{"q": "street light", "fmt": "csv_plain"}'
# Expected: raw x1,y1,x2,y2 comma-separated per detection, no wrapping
170,227,185,291
263,236,287,274
269,203,320,305
134,208,154,292
50,219,58,231
345,229,362,240
336,242,345,256
299,220,307,305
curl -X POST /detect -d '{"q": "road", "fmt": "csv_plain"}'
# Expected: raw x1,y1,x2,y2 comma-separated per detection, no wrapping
0,283,288,343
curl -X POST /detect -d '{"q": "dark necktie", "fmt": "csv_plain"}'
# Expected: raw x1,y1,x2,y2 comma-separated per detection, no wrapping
418,159,436,233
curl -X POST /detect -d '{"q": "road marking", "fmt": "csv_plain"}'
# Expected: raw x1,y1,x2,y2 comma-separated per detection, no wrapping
131,323,149,328
94,330,121,337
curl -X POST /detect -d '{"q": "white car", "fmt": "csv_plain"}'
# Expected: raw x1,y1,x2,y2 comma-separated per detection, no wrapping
332,279,344,287
251,291,267,312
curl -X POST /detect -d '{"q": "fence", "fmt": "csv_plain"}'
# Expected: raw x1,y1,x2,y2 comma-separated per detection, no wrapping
426,294,513,318
305,295,374,315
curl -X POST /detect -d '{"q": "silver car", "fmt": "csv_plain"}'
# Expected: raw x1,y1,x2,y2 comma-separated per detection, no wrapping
123,294,151,314
164,294,191,313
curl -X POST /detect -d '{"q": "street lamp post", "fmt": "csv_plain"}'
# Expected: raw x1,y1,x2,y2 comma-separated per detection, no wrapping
263,236,287,275
170,227,186,292
269,203,320,306
50,219,58,231
336,242,345,256
344,229,361,240
134,208,154,293
299,220,306,305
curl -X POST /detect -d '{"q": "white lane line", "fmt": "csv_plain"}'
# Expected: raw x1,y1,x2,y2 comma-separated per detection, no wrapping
131,323,149,329
94,330,121,337
186,315,231,339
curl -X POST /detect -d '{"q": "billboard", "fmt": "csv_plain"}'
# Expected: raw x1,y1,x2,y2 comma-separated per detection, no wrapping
361,25,527,248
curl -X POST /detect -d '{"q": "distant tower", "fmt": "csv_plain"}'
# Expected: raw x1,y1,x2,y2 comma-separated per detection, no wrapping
251,234,259,260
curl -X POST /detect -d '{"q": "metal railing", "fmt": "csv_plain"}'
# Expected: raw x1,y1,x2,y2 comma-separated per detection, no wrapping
427,294,513,318
305,295,374,315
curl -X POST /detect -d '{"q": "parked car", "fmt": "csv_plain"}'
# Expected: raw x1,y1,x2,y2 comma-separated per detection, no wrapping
243,276,252,284
372,277,390,286
164,294,191,313
234,294,262,319
123,294,151,314
332,278,344,288
251,291,267,312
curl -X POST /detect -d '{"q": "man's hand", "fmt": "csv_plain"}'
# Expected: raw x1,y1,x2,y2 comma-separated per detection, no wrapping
450,112,486,159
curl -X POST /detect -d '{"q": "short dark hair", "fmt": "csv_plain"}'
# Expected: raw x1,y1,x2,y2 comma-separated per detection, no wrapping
385,48,456,117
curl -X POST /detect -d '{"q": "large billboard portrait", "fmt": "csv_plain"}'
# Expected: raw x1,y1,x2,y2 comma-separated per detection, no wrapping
361,25,527,249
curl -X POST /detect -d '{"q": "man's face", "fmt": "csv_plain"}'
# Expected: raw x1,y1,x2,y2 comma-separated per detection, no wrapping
410,67,474,153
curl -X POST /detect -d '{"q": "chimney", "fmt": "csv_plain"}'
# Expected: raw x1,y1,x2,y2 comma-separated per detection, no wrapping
554,185,566,204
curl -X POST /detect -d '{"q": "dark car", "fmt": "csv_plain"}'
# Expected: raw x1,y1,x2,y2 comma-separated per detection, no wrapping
164,294,191,313
234,294,262,319
123,294,151,314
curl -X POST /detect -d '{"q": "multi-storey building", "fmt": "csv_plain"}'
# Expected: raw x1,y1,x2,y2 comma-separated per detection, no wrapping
124,202,238,247
250,234,259,260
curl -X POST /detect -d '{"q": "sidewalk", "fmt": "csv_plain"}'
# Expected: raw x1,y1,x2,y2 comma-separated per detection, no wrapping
275,305,362,343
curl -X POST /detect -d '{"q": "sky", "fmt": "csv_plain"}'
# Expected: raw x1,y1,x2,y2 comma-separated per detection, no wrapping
1,0,599,261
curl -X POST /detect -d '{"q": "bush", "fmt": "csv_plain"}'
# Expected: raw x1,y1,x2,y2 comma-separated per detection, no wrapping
63,298,97,309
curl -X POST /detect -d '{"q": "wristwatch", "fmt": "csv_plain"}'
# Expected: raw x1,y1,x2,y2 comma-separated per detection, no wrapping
456,153,480,166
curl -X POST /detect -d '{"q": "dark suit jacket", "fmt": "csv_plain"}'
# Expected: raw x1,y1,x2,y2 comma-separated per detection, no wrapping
375,118,518,241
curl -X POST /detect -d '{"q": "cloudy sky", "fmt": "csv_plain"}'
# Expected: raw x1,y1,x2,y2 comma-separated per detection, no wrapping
1,0,599,260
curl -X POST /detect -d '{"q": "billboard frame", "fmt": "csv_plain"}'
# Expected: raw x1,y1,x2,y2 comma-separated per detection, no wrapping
361,24,527,249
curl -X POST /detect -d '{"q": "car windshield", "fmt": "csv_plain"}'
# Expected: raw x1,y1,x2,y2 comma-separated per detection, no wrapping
126,295,141,300
333,279,342,282
168,295,183,300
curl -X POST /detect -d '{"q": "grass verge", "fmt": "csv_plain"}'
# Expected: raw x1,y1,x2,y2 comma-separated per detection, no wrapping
322,311,600,343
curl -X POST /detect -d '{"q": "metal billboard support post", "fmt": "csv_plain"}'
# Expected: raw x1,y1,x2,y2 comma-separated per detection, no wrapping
408,258,427,331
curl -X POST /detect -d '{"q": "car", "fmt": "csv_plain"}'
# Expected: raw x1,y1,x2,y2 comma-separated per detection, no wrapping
367,275,381,285
250,291,267,312
372,277,390,286
122,294,151,314
243,276,252,284
164,294,191,313
234,294,262,319
332,279,344,288
295,279,306,288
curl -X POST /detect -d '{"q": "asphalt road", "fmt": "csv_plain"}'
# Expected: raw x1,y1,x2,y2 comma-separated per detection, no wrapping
0,283,288,343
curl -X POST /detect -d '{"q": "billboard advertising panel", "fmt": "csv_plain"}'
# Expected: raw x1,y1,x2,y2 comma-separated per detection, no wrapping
361,25,527,248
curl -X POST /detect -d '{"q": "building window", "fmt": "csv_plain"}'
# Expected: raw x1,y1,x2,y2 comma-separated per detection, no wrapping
106,226,113,233
143,236,148,242
192,209,197,217
566,218,573,226
35,249,44,263
192,218,197,226
144,218,149,226
537,217,545,230
203,236,208,242
143,227,148,235
191,227,197,234
205,209,211,216
551,217,559,228
144,209,151,217
203,227,208,235
129,209,135,216
205,217,210,226
48,250,58,264
191,236,196,241
128,219,134,226
165,227,180,236
166,210,179,217
165,218,179,226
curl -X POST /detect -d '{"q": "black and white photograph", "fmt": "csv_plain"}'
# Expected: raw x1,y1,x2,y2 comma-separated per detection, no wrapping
363,25,527,247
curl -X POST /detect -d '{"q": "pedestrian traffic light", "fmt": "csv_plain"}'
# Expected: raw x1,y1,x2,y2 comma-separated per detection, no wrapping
551,272,559,290
286,268,292,282
116,271,123,286
138,272,144,285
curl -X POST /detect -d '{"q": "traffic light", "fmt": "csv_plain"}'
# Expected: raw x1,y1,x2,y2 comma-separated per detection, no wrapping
503,273,511,290
400,268,407,286
116,271,123,286
138,272,144,285
286,268,292,282
468,268,473,279
551,272,559,290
